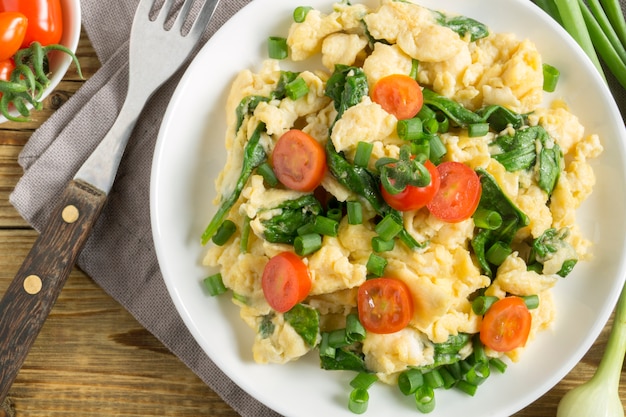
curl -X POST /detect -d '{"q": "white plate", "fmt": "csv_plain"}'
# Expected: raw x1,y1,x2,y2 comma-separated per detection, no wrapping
0,0,81,123
151,0,626,415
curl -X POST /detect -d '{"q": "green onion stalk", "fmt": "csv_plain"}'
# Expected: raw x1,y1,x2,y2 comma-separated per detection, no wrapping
557,285,626,417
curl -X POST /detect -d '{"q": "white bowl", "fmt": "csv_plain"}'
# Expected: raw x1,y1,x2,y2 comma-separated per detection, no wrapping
0,0,82,123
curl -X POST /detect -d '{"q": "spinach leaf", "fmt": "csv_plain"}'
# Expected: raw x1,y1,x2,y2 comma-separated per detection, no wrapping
471,168,529,276
201,122,267,245
320,348,367,372
260,195,323,244
325,64,369,124
490,125,563,195
528,228,578,277
259,313,276,339
234,71,300,132
437,15,490,42
326,140,389,216
422,88,524,129
419,333,472,371
284,304,320,347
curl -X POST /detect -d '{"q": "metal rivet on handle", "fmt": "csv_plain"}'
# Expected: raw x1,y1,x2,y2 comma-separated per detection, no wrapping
23,275,42,295
62,205,80,224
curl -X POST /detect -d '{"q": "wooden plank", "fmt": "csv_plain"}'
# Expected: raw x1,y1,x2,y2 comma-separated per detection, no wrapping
0,230,238,417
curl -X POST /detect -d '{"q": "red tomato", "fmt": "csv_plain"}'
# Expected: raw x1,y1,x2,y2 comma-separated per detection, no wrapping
357,278,413,334
479,296,532,352
371,74,423,120
0,0,63,47
272,129,327,192
0,57,14,80
262,252,312,313
426,161,481,222
0,11,27,61
381,160,440,211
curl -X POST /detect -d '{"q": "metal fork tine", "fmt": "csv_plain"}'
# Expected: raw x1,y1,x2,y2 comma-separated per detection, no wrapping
170,0,195,33
188,0,219,37
154,0,176,25
136,0,157,16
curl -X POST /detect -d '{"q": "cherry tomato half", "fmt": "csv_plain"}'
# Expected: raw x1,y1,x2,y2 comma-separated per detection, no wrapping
381,159,440,211
426,161,481,222
0,0,63,47
262,251,312,313
371,74,424,120
0,11,27,61
272,129,327,192
357,277,413,334
479,296,532,352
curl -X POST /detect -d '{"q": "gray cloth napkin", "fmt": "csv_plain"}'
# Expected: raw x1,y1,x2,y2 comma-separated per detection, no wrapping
10,0,280,416
8,0,626,416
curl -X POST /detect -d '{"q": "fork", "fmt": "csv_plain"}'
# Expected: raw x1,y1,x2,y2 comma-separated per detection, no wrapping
0,0,220,402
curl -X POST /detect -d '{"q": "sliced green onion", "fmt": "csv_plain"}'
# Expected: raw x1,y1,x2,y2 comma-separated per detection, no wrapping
473,208,503,230
203,273,227,296
257,162,279,187
347,201,363,225
212,220,237,246
486,241,512,266
371,236,395,252
455,379,478,396
423,369,444,389
414,385,436,413
294,233,322,256
286,76,310,100
326,208,343,223
436,113,450,133
398,368,424,395
240,216,251,253
293,6,313,23
427,134,447,164
313,215,339,237
375,214,403,241
417,105,436,121
348,388,369,414
354,141,374,167
542,63,561,92
522,294,540,310
489,357,508,373
268,36,288,59
445,362,462,380
438,366,457,389
346,313,366,342
366,253,388,277
468,122,489,138
319,332,336,358
350,372,378,390
297,221,315,236
397,117,423,141
411,137,430,158
472,295,499,315
465,361,490,386
472,336,489,364
328,328,350,348
423,117,439,134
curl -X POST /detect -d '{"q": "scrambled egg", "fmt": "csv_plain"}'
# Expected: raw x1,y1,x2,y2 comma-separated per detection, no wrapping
203,0,602,383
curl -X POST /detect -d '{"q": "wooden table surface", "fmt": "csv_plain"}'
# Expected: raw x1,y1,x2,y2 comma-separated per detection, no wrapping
0,31,624,417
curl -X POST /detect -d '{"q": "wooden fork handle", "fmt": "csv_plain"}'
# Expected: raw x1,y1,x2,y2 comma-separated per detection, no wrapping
0,180,107,402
